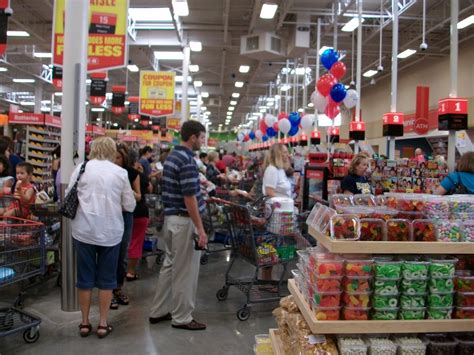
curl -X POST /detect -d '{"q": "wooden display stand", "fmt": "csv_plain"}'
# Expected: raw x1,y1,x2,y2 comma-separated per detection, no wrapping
269,329,285,355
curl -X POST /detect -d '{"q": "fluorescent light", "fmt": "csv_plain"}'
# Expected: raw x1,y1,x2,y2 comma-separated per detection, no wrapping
232,93,240,98
135,23,175,30
227,112,232,115
106,93,113,100
235,81,244,88
91,108,105,112
458,15,474,29
54,92,63,96
189,64,199,72
194,81,203,87
7,30,30,37
230,100,237,105
200,106,207,111
113,122,118,127
149,120,153,124
172,0,189,17
190,41,202,52
201,92,209,98
308,102,314,107
129,7,173,22
298,108,304,113
13,79,35,83
96,118,101,121
259,108,267,113
260,3,278,19
0,67,7,72
18,110,23,113
397,49,416,59
86,79,92,85
154,51,184,60
33,52,52,58
363,70,377,78
229,107,235,111
175,75,192,82
280,84,291,91
127,64,139,72
125,101,130,105
239,65,250,73
266,97,275,102
295,67,306,75
205,111,211,115
341,17,365,32
41,100,51,104
20,101,35,106
134,118,139,122
190,101,197,106
318,46,331,55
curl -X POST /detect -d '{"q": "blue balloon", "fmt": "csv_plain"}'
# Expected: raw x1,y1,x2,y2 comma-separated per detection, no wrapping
262,135,268,142
266,127,276,137
288,125,299,137
249,131,255,140
330,83,347,103
321,48,339,70
289,112,300,127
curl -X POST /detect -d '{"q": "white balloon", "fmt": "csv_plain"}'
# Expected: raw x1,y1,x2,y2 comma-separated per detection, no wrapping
301,114,315,134
278,118,291,134
255,129,263,140
264,114,276,127
311,90,327,112
237,132,244,141
343,89,359,109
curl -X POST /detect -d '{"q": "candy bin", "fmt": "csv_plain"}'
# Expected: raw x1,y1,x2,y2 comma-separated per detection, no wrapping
396,211,425,221
393,336,426,355
386,219,411,241
399,306,426,320
305,202,325,228
462,221,474,242
385,194,399,210
370,207,399,221
428,292,454,307
342,276,372,293
401,277,428,294
429,277,455,293
329,214,360,240
312,289,342,307
412,220,437,242
315,207,337,235
345,258,373,277
312,304,341,320
455,292,474,307
424,196,451,220
453,334,474,355
315,276,343,292
365,337,397,355
315,258,344,277
337,336,368,355
291,269,303,291
330,194,354,211
342,306,370,320
396,194,426,212
352,194,376,206
373,294,399,308
427,306,453,319
360,218,386,241
429,257,458,278
371,307,398,320
455,275,474,292
374,278,400,295
342,291,371,307
374,260,402,279
436,221,464,242
455,307,474,319
448,195,474,214
400,293,427,308
402,260,429,279
423,334,457,354
375,195,387,206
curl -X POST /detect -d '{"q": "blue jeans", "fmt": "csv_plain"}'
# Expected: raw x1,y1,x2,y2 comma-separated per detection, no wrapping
117,211,134,287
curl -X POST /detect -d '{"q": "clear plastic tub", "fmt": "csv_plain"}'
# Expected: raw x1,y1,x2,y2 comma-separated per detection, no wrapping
428,257,458,278
448,195,474,213
313,275,343,292
393,336,426,355
423,334,457,354
429,277,455,293
453,334,474,355
370,207,399,221
371,307,398,320
399,306,426,320
312,289,342,307
454,306,474,319
455,291,474,307
375,195,387,206
360,218,386,241
345,258,374,277
342,276,372,293
402,260,429,279
427,306,453,319
340,206,375,218
424,196,450,219
314,207,337,234
342,291,371,307
314,258,344,277
400,293,427,308
455,275,474,292
374,278,400,295
428,292,454,307
342,306,370,320
306,202,325,227
401,277,428,294
374,260,402,279
312,303,341,320
330,214,361,240
436,221,465,242
462,221,474,242
337,336,368,355
373,294,399,308
365,336,397,355
330,194,354,210
353,194,376,207
412,219,437,242
386,219,412,241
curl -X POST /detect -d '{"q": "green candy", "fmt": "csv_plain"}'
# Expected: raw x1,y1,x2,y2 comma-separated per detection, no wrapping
427,307,452,319
399,307,426,320
373,295,399,308
429,262,456,278
427,293,453,307
374,278,400,295
402,262,429,279
372,308,398,320
375,262,402,279
400,294,426,308
401,278,428,294
429,278,454,293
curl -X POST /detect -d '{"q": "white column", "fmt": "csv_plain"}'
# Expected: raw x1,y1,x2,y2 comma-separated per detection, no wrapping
354,0,363,153
447,0,458,171
60,0,89,312
388,0,399,159
34,82,43,113
181,46,190,123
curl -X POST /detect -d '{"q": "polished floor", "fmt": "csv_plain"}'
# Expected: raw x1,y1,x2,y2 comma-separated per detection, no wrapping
0,248,282,355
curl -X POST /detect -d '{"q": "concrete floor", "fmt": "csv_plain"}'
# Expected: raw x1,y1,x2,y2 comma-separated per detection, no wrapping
0,250,282,355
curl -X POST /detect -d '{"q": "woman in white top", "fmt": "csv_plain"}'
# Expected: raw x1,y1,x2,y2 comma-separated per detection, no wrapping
68,137,136,339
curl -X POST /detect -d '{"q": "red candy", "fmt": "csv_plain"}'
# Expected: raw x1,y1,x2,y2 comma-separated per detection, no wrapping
456,293,474,307
345,260,373,277
387,219,411,241
316,277,343,292
342,277,372,293
316,260,344,277
360,219,385,241
343,307,370,320
330,215,360,240
456,276,474,292
413,220,437,242
455,307,474,319
313,291,341,307
314,307,341,320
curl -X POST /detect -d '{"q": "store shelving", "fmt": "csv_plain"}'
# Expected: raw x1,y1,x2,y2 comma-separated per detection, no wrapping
288,279,473,334
269,329,285,355
28,128,61,137
308,226,474,254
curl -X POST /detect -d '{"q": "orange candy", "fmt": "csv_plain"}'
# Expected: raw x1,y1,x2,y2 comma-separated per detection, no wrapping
343,307,370,320
315,308,340,320
316,277,342,292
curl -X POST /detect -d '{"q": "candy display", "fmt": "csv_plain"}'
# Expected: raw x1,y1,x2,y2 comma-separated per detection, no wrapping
373,294,398,308
455,275,474,292
342,276,372,293
352,194,376,207
365,337,397,355
455,292,474,307
330,214,360,240
462,221,474,243
455,307,474,319
330,194,354,210
423,334,457,354
342,292,370,307
340,206,374,219
424,197,450,220
371,307,398,320
315,276,343,292
314,207,337,234
385,194,426,212
427,306,453,319
399,306,426,320
313,305,341,320
337,336,368,355
387,219,411,242
436,221,464,242
374,260,402,279
360,218,386,241
402,261,429,279
412,220,437,242
429,258,458,278
345,259,373,277
374,278,399,295
400,294,427,308
342,306,370,320
429,277,454,293
312,290,341,307
453,334,474,355
427,292,454,307
370,207,399,221
393,336,426,355
315,259,344,277
401,278,428,294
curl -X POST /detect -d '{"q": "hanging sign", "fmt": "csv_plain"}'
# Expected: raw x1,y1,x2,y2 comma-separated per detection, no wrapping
438,97,468,131
383,112,404,137
52,66,63,89
127,96,139,121
167,117,181,131
139,71,175,117
52,0,128,72
89,72,107,105
310,130,321,145
349,121,366,141
111,85,126,114
0,1,10,57
8,113,45,125
327,127,340,144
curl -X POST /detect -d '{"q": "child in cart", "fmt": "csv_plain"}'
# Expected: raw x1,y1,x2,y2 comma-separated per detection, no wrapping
0,162,36,218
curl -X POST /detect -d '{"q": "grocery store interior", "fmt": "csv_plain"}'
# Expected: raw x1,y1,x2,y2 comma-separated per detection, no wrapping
0,0,474,354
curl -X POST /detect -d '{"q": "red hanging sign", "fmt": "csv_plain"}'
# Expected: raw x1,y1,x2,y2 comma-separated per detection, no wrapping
0,1,10,57
90,72,107,105
111,85,126,115
328,127,340,136
349,121,365,132
438,97,468,131
127,96,140,121
438,98,468,115
383,112,404,125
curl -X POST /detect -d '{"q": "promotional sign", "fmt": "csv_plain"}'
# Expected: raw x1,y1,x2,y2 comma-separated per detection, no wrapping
139,71,175,117
111,85,126,114
167,118,181,131
127,96,139,121
404,109,438,135
44,114,61,128
383,112,404,137
0,1,10,57
349,121,366,141
52,0,128,72
438,97,468,131
89,72,107,105
52,66,63,89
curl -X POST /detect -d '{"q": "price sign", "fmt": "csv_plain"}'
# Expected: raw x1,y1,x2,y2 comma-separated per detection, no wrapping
383,112,404,125
383,112,404,137
438,97,468,131
349,121,366,141
438,98,468,115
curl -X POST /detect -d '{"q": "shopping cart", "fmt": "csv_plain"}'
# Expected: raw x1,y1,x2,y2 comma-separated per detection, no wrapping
215,201,309,321
142,194,164,265
0,217,45,343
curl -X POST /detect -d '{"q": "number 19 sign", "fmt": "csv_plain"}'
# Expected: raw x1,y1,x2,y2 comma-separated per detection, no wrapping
438,98,468,131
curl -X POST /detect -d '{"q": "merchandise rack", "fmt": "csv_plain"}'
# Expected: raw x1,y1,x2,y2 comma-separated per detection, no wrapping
269,329,285,355
308,226,474,254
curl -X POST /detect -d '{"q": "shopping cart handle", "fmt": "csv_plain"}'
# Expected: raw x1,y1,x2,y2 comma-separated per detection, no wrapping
207,197,231,205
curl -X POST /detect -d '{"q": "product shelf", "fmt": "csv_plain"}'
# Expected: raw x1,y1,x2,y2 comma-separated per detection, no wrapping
288,279,473,334
29,128,60,137
27,153,49,160
28,145,55,152
269,329,285,355
29,161,51,168
308,226,474,255
28,136,59,144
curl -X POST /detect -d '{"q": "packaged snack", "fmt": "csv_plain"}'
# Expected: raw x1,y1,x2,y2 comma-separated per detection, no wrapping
436,221,464,242
462,221,474,242
360,218,386,241
330,214,361,240
401,277,428,294
448,195,474,213
429,277,454,293
424,196,450,220
455,292,474,307
427,306,453,319
455,307,474,319
315,276,343,292
365,336,397,355
315,207,337,235
427,292,454,307
313,305,340,320
453,334,474,355
428,257,458,277
342,276,372,293
337,336,368,355
400,293,427,308
315,258,344,277
399,306,426,320
402,261,429,279
370,207,399,221
345,259,373,277
455,275,474,292
352,194,376,207
342,291,371,307
342,306,370,320
312,290,341,307
374,278,400,295
371,307,398,320
412,220,437,242
386,219,411,241
330,194,354,210
423,334,457,354
374,260,402,279
393,336,426,355
373,294,399,308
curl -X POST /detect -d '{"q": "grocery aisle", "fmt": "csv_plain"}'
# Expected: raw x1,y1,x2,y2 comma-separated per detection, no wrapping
0,251,276,355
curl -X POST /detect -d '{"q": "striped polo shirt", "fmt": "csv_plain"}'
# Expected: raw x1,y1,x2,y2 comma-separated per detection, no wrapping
162,145,205,216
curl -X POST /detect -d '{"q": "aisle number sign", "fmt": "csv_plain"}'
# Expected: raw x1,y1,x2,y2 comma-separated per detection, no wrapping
52,0,129,72
139,71,175,117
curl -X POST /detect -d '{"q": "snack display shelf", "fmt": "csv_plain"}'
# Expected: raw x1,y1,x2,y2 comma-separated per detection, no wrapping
32,171,51,176
269,329,285,355
29,136,58,144
29,145,55,152
30,161,50,168
308,226,474,255
32,178,53,183
288,279,473,334
28,153,49,160
29,128,61,137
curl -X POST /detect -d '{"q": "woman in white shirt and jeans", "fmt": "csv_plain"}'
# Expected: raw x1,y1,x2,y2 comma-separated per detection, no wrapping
68,137,136,339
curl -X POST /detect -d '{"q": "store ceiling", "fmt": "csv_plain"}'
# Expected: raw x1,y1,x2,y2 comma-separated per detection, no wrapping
0,0,473,130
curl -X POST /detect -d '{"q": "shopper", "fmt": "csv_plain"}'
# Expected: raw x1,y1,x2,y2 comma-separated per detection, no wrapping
215,152,227,173
109,145,142,310
69,137,135,339
206,151,226,186
139,146,160,179
222,151,236,169
149,120,207,331
0,136,23,177
0,162,36,218
0,155,13,192
341,154,371,195
435,151,474,195
51,145,61,201
262,143,292,198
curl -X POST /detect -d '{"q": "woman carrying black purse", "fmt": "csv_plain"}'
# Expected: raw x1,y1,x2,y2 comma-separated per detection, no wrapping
435,152,474,195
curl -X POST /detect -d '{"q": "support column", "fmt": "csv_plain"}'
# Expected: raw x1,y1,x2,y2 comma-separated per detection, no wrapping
388,0,399,160
354,0,363,153
34,82,43,113
447,0,458,171
60,0,89,312
181,46,190,123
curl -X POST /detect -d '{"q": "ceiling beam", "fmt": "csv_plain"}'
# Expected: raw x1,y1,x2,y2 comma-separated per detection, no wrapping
276,0,295,30
248,0,262,34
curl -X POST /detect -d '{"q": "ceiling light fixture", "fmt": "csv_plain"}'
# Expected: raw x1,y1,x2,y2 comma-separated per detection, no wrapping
200,106,207,111
54,92,63,96
230,100,237,105
175,75,192,83
91,108,105,112
232,93,240,98
229,107,235,111
7,30,30,37
153,51,184,60
341,17,365,32
239,65,250,73
189,64,199,72
397,49,416,59
194,81,203,87
172,0,189,17
235,81,244,88
13,79,35,83
363,69,378,78
201,92,209,98
0,67,7,72
33,52,53,58
260,2,278,19
280,84,291,91
308,102,314,107
189,41,202,52
20,101,35,106
127,64,139,72
457,15,474,29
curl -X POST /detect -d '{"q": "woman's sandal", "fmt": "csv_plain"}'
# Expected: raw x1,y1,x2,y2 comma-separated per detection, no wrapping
97,324,113,339
79,323,93,338
114,292,129,306
126,274,139,282
109,296,119,310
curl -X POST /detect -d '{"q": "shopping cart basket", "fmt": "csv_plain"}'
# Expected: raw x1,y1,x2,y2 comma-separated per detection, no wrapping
215,202,310,321
0,217,45,343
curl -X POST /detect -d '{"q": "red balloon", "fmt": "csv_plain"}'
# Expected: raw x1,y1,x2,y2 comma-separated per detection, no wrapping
273,122,279,131
243,134,250,142
330,61,347,80
259,120,267,133
325,100,340,119
316,73,338,97
278,112,288,120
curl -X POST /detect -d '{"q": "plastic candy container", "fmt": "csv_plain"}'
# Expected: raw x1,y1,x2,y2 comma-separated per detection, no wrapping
387,219,411,241
453,334,474,355
340,206,374,219
345,259,373,277
449,196,474,213
374,278,400,295
374,260,402,279
371,307,398,320
393,336,426,355
424,197,450,220
456,275,474,292
342,306,370,320
352,194,376,206
412,220,437,242
462,221,474,242
436,221,464,242
386,194,426,212
306,202,325,228
315,258,344,277
399,307,426,320
427,306,453,319
342,292,371,307
370,207,399,221
315,207,337,235
429,258,458,278
330,214,360,240
375,195,387,207
373,294,399,308
313,305,341,320
423,334,457,354
312,290,342,307
360,219,386,241
400,294,427,308
342,276,372,293
455,292,474,307
330,194,354,210
402,261,429,279
401,278,428,294
396,211,425,221
428,292,454,307
365,337,397,355
429,277,454,293
455,307,474,319
315,276,343,292
337,336,368,355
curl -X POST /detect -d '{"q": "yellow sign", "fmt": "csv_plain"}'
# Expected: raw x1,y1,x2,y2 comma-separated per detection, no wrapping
167,118,181,131
52,0,128,72
139,71,176,117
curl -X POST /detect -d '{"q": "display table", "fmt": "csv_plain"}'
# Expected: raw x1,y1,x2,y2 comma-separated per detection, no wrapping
269,329,285,355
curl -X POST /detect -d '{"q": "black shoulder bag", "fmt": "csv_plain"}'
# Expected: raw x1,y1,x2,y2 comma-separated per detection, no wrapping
59,161,88,219
447,172,468,195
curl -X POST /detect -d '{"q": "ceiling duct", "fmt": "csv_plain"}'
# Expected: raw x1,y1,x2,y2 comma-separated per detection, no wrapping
288,13,310,57
240,32,286,60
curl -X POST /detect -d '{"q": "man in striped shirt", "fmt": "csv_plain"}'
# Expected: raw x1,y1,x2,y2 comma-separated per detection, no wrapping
149,120,208,331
